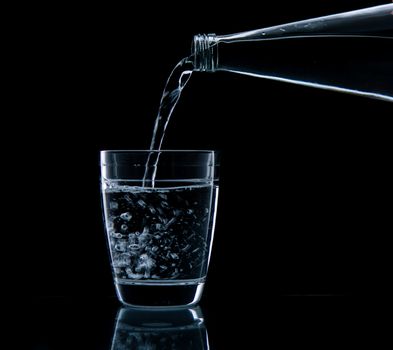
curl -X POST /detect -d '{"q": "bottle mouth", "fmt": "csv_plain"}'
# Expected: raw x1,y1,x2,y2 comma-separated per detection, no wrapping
192,34,217,72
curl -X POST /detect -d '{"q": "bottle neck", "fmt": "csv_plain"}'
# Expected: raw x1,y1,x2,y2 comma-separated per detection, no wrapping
192,34,217,72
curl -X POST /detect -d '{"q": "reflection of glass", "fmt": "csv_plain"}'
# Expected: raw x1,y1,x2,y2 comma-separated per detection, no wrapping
111,306,209,349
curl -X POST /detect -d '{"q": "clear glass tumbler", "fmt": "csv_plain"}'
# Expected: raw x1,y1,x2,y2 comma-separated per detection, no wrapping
111,307,209,349
100,150,219,307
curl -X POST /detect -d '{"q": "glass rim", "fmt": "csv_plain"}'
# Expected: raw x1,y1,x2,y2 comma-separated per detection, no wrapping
100,150,218,153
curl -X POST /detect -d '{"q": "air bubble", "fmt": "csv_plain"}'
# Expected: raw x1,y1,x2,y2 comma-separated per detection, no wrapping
120,212,132,221
110,201,118,210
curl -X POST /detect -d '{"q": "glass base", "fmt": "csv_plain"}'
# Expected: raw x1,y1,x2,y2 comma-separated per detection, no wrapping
115,281,205,308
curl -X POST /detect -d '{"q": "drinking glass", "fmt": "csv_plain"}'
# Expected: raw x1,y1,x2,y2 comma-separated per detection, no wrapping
100,150,219,307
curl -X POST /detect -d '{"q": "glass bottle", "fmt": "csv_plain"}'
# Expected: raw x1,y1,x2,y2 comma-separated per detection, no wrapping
192,4,393,101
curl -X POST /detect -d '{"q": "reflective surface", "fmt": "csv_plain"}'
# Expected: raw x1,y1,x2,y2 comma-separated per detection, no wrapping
111,306,209,349
29,298,210,349
29,296,350,349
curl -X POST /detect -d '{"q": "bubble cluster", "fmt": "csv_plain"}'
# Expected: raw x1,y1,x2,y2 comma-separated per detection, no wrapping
105,185,213,281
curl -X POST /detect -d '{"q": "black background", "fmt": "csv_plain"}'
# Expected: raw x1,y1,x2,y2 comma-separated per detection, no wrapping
17,0,392,347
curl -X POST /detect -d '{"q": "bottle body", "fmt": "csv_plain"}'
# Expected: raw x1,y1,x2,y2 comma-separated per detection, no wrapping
192,4,393,101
